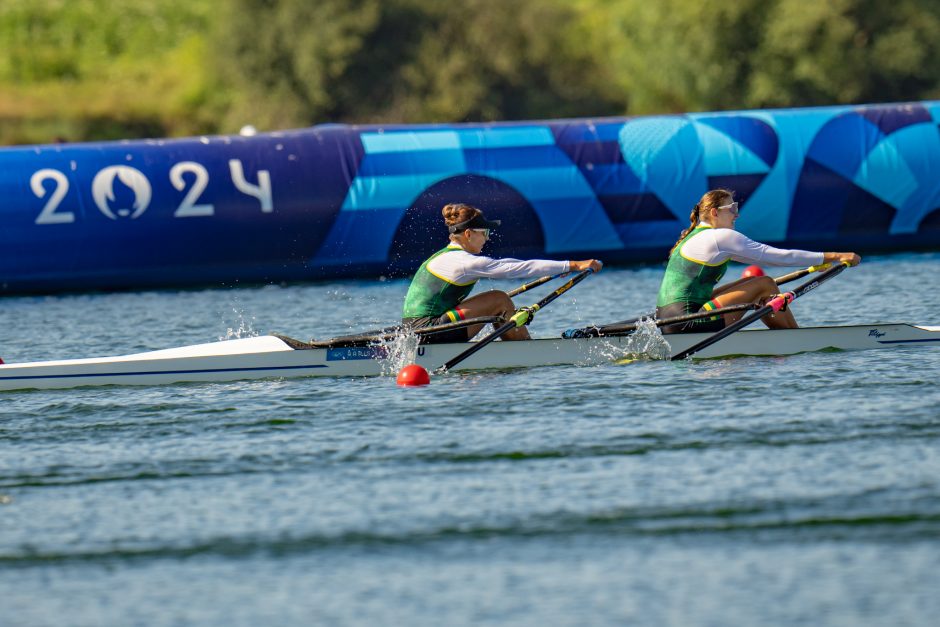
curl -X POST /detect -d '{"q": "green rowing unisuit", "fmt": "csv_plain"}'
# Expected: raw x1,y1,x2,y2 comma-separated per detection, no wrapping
402,247,476,318
656,226,729,307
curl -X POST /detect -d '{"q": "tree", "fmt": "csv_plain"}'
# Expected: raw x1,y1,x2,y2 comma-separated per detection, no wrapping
211,0,625,129
749,0,940,107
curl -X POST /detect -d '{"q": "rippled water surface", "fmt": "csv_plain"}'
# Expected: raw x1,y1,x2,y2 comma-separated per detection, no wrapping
2,253,940,626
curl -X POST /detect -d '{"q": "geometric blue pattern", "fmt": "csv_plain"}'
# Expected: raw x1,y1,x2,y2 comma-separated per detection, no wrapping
3,101,940,292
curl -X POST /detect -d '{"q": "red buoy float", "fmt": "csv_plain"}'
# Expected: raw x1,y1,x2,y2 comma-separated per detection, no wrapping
741,265,765,278
397,364,430,387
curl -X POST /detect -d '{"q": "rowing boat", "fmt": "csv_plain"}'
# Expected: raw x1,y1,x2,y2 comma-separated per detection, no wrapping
1,323,938,391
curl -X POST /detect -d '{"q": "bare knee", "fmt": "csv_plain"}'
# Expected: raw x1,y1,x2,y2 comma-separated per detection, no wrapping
480,290,515,314
754,276,777,292
745,276,780,300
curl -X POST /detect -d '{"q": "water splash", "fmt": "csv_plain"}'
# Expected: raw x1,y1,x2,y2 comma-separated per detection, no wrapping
220,306,258,340
585,316,671,364
376,328,421,377
625,317,671,360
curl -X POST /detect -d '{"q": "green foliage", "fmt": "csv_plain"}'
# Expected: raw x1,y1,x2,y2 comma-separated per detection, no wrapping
749,0,940,107
0,0,214,144
389,0,625,122
587,0,940,112
211,0,625,129
211,0,385,130
582,0,767,113
2,0,940,144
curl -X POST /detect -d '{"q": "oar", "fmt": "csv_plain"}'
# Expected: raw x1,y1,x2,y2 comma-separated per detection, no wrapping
309,316,502,348
564,303,758,338
507,272,569,297
566,263,835,336
670,261,851,361
436,269,595,373
773,262,832,286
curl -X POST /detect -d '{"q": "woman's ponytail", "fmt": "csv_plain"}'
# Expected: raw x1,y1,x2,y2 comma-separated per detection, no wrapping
669,204,701,255
667,189,734,255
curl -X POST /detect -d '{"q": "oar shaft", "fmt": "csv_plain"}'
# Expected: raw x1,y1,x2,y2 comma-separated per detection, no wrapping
670,262,849,361
507,272,568,297
311,316,502,347
564,303,756,338
774,263,832,286
437,269,594,373
578,265,825,334
601,304,757,336
438,319,517,371
522,269,593,315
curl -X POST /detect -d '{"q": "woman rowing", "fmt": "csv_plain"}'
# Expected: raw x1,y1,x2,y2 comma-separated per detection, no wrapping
656,189,860,334
402,203,603,343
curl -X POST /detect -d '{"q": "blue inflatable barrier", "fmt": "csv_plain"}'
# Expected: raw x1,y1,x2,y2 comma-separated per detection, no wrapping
1,101,939,293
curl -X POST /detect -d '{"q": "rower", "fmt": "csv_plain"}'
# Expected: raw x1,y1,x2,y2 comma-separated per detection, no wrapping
402,203,602,343
656,189,860,334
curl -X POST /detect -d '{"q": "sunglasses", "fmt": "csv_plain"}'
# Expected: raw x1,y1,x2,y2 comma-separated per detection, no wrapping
717,201,740,216
470,228,491,239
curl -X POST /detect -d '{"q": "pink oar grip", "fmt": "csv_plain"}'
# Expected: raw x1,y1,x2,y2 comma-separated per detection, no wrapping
767,292,794,312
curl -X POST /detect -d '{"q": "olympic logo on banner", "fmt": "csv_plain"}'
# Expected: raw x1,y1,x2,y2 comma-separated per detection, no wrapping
91,166,152,219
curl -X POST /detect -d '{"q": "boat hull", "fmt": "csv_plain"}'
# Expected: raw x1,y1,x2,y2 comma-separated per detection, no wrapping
1,324,938,391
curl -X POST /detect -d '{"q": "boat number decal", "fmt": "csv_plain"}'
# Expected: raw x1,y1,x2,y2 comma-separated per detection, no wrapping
417,347,425,356
30,159,272,224
326,346,389,361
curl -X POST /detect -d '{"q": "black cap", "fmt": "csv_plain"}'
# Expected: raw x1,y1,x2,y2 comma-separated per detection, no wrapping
448,213,502,234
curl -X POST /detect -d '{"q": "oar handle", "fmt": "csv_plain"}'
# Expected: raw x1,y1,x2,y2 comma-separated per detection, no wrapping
670,261,850,361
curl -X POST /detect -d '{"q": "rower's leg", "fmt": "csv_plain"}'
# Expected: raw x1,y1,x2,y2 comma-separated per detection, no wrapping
710,276,798,329
450,290,531,340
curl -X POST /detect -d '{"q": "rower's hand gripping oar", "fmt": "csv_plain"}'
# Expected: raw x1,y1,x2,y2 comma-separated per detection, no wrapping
507,272,569,298
670,261,852,361
436,269,595,374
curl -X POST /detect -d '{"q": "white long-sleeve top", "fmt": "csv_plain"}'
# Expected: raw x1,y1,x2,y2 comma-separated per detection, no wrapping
680,224,824,267
428,244,570,285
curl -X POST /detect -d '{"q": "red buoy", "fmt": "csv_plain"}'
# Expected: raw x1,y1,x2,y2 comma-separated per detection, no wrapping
742,265,765,278
397,364,430,387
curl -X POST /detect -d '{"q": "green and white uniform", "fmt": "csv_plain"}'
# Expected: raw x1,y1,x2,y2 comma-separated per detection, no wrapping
656,224,824,333
403,243,569,325
402,246,478,320
657,226,730,309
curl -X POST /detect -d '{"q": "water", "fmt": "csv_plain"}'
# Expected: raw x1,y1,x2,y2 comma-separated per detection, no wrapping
2,253,940,626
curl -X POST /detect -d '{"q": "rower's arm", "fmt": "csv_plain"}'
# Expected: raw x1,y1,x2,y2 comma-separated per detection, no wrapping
461,255,570,281
718,230,824,267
